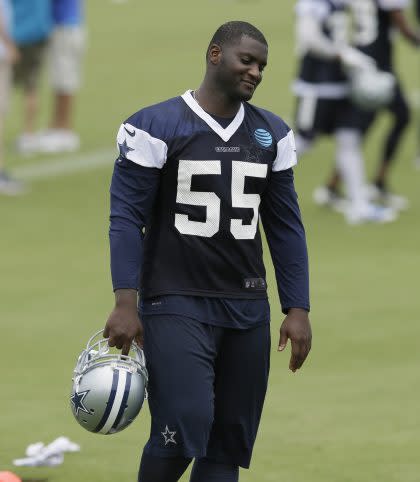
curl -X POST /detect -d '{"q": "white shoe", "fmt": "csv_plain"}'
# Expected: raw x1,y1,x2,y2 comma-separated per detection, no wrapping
366,184,409,211
313,186,348,213
0,171,26,195
16,133,40,156
345,203,397,225
38,129,80,153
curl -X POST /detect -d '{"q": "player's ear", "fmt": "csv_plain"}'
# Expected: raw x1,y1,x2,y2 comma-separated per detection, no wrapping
208,44,222,65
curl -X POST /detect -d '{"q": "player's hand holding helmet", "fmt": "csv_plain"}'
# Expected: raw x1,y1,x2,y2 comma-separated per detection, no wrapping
70,329,148,435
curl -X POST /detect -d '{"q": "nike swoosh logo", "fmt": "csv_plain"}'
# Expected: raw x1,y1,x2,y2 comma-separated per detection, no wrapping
124,126,135,137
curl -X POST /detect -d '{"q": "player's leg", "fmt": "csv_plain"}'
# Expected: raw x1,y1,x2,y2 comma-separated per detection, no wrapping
369,81,410,210
295,95,347,209
0,60,25,195
39,25,85,153
333,99,397,223
335,128,366,214
376,82,410,185
138,314,218,482
294,94,317,157
15,41,48,155
190,458,238,482
204,323,271,472
138,454,191,482
334,127,396,224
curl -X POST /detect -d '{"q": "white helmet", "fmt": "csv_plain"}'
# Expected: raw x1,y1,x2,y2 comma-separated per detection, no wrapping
350,69,395,111
70,330,148,435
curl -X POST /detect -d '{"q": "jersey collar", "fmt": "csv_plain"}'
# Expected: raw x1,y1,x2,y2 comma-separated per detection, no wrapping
181,90,244,143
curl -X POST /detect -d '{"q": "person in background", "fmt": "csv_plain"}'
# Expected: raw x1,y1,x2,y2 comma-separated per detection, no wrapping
317,0,420,211
293,0,396,224
38,0,85,153
0,0,23,194
11,0,52,155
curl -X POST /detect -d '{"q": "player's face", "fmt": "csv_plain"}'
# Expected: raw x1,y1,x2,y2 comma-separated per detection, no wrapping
216,35,268,101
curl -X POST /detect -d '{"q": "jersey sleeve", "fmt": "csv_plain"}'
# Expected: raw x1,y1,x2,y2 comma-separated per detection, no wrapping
260,168,310,314
110,123,162,291
116,122,167,168
272,129,298,172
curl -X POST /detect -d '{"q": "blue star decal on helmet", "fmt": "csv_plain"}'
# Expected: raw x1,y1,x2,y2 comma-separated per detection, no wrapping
118,139,135,158
70,389,91,416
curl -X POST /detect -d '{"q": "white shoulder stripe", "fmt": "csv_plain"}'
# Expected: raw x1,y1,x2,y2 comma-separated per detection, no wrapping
272,130,298,172
116,123,167,169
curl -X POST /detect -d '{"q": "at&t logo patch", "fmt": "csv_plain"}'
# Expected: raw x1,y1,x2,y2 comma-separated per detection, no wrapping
254,129,273,147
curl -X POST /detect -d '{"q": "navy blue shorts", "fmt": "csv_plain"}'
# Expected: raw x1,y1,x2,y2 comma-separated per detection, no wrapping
295,96,375,139
142,315,271,468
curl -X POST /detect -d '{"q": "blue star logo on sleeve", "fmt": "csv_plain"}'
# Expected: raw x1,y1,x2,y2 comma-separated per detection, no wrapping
70,390,91,416
161,425,177,445
118,139,135,158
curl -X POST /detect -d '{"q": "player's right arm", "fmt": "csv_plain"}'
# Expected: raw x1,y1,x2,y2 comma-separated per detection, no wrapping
104,121,162,354
261,166,312,372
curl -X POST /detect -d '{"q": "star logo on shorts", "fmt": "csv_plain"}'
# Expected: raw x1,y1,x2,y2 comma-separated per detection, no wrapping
161,425,177,445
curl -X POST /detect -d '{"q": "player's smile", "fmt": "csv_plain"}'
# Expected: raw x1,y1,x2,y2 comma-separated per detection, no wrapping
241,79,257,91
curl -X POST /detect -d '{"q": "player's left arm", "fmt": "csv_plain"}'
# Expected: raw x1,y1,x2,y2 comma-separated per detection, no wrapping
260,166,311,373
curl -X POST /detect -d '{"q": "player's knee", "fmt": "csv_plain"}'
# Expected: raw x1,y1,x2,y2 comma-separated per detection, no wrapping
335,129,362,161
336,129,361,147
398,106,410,129
393,100,410,129
178,400,214,431
213,418,254,452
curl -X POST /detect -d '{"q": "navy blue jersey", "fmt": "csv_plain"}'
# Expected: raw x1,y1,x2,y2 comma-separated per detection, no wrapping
110,91,310,313
295,0,349,98
351,0,410,71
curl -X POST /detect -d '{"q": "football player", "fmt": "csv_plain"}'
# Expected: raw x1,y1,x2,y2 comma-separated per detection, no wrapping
293,0,396,224
104,21,312,482
319,0,420,210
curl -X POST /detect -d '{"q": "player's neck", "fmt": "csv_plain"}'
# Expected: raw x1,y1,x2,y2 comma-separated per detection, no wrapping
194,86,241,118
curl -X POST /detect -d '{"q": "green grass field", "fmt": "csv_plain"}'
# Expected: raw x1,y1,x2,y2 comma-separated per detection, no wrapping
1,1,420,481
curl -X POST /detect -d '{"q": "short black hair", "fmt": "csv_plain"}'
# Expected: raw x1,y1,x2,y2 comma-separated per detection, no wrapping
207,21,267,57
